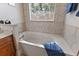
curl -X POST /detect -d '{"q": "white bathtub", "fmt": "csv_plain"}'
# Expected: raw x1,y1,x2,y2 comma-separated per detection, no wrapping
19,31,75,56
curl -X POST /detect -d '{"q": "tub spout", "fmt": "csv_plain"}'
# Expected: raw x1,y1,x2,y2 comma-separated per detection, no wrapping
18,32,24,40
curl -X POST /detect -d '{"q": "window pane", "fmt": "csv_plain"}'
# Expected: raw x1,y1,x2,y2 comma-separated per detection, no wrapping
30,3,55,21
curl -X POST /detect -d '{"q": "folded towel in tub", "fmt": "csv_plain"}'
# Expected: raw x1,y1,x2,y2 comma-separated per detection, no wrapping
44,41,65,56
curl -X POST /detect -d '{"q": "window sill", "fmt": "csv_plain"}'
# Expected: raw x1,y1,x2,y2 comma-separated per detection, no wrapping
30,19,54,22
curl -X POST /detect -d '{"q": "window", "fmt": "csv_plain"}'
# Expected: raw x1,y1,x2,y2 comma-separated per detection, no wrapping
29,3,56,21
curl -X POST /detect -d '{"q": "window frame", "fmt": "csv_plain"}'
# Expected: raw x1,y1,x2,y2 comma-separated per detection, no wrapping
29,3,56,21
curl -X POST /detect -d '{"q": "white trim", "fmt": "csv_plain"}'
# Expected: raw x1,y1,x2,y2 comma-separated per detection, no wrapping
29,4,32,21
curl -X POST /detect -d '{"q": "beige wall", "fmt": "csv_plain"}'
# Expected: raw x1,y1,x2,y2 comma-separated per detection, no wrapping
23,3,66,36
64,4,79,55
16,4,26,32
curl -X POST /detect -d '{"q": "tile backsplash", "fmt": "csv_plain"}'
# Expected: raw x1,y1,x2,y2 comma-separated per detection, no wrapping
0,25,13,31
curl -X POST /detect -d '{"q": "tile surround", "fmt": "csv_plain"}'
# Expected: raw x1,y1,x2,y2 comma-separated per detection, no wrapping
64,24,78,54
23,3,66,36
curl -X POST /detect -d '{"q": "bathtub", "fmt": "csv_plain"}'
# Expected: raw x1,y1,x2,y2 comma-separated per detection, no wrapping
19,31,75,56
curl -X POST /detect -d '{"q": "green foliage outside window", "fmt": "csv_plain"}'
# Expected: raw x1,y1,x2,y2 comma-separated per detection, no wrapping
31,3,55,13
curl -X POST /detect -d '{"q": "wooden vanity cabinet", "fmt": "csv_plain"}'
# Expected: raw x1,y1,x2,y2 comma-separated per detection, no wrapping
0,35,16,56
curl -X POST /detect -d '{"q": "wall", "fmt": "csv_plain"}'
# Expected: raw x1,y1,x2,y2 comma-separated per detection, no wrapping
0,3,26,55
15,3,26,32
23,3,66,36
0,3,26,32
64,4,79,55
0,3,22,24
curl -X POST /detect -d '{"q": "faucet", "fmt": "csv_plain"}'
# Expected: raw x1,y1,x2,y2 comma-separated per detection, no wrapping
0,25,3,33
0,26,1,29
77,50,79,56
18,32,24,40
0,27,1,32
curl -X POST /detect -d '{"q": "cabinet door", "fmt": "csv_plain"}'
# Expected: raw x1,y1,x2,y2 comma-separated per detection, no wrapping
0,35,16,56
0,42,13,56
6,35,16,56
10,39,16,56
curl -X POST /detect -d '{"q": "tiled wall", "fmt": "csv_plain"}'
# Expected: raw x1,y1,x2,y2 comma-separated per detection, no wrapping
64,4,79,55
23,3,66,36
15,4,26,33
64,24,79,54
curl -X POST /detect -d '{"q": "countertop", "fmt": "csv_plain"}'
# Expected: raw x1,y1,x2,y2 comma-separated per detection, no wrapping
0,30,12,39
